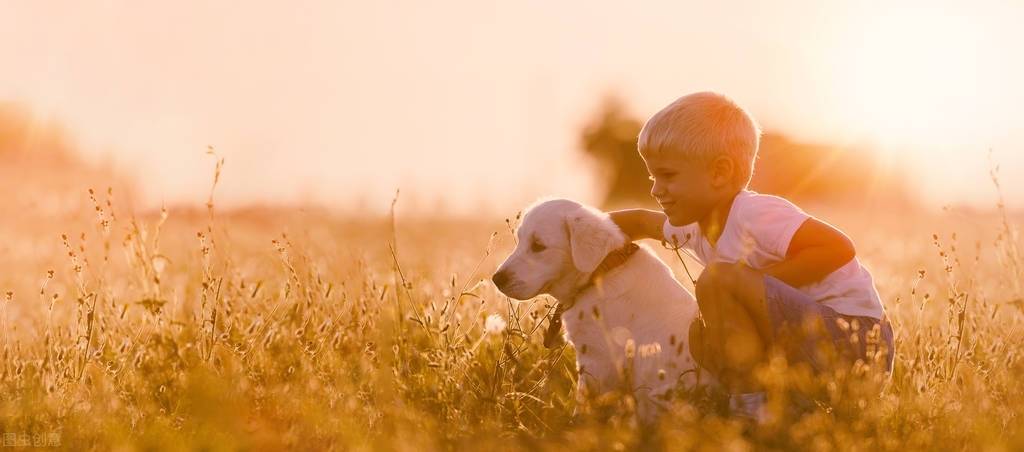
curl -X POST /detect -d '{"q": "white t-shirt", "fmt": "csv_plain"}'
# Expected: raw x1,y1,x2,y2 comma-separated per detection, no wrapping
662,190,885,320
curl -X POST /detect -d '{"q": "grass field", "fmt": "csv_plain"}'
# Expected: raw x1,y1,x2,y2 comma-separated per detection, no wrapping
1,173,1023,450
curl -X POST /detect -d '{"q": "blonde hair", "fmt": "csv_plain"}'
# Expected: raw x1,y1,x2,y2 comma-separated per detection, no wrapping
638,91,762,188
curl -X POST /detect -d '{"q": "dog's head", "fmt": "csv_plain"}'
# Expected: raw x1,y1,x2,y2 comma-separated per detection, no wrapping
492,198,627,300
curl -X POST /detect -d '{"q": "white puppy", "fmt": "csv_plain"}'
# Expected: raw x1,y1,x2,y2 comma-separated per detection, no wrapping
492,198,708,423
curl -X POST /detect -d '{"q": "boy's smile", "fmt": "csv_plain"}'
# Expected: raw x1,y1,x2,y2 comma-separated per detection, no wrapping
641,150,721,228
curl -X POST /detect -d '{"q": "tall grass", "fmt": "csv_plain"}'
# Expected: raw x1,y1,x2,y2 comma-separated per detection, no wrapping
0,159,1022,450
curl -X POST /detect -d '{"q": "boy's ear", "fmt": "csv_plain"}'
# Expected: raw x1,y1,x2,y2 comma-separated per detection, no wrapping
566,210,621,273
710,155,736,188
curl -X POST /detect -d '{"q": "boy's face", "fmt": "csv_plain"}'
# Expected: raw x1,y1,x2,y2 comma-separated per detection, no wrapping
641,150,723,227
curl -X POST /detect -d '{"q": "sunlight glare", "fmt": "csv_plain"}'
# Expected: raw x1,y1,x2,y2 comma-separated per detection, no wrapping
840,9,990,151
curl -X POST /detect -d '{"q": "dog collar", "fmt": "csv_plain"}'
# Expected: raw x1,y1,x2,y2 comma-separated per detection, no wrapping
543,242,641,349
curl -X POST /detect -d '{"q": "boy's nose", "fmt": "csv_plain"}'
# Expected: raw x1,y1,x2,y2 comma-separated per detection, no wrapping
650,182,665,199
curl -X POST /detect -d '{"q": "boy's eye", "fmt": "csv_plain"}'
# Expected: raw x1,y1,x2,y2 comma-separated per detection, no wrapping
530,239,546,253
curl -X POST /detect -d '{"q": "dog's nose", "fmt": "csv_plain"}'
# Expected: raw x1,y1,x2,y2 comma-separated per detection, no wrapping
492,270,511,290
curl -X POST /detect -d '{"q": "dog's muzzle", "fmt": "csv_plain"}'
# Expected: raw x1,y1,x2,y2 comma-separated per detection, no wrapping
491,269,512,292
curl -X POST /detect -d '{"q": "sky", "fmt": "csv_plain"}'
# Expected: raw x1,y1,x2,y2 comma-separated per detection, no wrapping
2,0,1023,215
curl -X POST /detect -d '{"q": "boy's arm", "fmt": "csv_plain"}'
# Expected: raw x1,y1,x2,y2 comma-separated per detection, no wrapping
607,208,667,242
761,218,856,287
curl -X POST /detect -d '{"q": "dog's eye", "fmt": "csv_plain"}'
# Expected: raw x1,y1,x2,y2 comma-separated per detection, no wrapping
530,239,546,253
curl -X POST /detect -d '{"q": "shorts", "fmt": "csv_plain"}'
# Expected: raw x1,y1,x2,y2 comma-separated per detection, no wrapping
763,275,895,375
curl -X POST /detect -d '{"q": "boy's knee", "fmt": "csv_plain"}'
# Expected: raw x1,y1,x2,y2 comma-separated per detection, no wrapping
696,262,744,296
697,262,767,315
695,263,750,317
694,268,725,309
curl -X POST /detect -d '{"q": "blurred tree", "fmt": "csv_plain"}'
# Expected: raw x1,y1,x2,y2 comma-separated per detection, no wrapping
578,95,913,209
579,96,656,210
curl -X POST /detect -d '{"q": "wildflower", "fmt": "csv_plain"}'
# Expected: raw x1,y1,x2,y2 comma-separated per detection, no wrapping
484,313,507,335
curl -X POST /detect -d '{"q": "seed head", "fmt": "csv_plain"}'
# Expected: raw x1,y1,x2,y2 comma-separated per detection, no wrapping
484,313,507,335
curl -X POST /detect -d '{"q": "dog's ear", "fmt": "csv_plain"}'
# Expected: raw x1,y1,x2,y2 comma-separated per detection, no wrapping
567,209,621,273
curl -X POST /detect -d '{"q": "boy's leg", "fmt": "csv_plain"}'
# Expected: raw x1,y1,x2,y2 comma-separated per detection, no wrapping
688,262,774,393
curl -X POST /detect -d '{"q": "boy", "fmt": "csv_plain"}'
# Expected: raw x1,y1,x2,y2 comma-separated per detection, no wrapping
608,91,894,422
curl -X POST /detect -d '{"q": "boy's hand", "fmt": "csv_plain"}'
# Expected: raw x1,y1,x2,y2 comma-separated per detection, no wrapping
607,208,667,242
762,218,856,287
